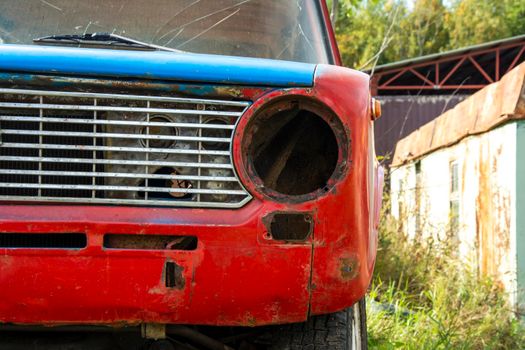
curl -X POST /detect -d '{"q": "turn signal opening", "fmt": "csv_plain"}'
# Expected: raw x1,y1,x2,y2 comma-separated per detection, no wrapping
268,213,313,241
246,99,344,197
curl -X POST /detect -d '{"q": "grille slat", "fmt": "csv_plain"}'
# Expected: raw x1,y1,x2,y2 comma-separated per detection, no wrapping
0,156,234,169
0,88,251,208
0,183,247,195
0,170,238,182
0,115,237,129
0,102,243,117
0,143,231,156
0,88,249,107
1,129,232,143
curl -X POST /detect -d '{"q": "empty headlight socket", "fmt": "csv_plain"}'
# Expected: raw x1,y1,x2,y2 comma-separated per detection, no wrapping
241,97,349,203
262,212,314,242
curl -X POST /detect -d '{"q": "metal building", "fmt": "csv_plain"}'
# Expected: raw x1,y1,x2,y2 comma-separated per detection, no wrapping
371,34,525,163
390,62,525,313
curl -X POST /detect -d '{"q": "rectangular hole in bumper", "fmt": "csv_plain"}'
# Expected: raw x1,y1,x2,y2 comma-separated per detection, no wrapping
103,234,197,251
0,233,87,249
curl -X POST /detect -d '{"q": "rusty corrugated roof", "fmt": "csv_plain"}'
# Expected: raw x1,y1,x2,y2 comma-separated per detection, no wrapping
392,62,525,167
369,34,525,74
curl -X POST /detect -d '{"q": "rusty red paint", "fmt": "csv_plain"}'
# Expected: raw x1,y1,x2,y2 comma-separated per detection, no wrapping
0,73,273,102
0,64,376,327
392,62,525,166
508,46,525,73
339,256,360,280
309,65,375,315
0,201,312,326
237,96,349,204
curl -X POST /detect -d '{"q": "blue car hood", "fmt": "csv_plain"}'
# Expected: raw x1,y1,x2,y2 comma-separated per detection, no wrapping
0,45,315,87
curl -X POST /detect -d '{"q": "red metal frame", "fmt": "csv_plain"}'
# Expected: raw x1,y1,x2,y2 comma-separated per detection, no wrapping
371,40,525,94
320,0,342,66
0,65,377,326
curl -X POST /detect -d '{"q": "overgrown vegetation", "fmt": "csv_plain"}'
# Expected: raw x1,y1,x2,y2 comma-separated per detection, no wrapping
367,204,525,349
332,0,525,69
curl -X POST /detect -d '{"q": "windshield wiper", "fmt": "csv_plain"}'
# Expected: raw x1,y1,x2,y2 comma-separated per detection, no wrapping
33,32,182,53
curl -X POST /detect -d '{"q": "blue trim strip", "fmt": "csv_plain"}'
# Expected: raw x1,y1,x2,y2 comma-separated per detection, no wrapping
0,45,315,87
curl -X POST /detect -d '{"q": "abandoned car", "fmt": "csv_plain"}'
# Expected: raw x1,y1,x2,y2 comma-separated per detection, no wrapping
0,0,383,349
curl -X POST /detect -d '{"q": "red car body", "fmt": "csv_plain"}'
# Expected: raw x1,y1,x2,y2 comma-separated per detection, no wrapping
0,0,383,328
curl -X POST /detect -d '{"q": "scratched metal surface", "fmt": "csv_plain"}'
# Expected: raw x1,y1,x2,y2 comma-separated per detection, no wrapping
0,0,333,65
0,0,379,327
0,64,376,326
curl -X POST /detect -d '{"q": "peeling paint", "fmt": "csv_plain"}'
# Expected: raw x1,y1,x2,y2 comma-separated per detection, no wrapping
0,59,374,326
391,117,521,311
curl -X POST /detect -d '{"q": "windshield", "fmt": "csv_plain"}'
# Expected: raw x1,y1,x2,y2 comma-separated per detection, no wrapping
0,0,333,64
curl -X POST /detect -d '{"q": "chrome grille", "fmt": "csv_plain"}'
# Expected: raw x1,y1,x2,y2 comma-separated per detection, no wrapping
0,88,252,208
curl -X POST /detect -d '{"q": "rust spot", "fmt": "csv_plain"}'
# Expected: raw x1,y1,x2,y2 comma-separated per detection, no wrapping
241,313,257,327
339,257,359,280
476,144,511,280
1,73,271,101
215,87,243,98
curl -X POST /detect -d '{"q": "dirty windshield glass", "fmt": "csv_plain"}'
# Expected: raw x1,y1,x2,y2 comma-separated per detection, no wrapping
0,0,332,64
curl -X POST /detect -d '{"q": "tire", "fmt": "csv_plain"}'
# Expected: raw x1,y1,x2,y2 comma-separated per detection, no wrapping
261,297,367,350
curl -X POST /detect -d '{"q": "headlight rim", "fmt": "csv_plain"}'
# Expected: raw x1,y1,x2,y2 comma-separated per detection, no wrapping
233,94,350,204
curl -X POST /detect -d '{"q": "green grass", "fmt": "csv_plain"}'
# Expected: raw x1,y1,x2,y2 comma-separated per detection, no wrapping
368,212,525,349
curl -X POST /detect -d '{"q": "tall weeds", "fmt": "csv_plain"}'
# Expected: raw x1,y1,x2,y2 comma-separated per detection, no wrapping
368,205,525,349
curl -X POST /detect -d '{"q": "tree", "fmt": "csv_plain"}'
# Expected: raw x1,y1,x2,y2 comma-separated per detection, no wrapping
334,0,525,70
334,0,449,70
505,0,525,36
403,0,449,57
444,0,512,49
335,0,407,69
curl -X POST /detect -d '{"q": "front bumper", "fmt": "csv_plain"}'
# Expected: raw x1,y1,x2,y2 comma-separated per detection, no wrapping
0,202,314,326
0,183,375,327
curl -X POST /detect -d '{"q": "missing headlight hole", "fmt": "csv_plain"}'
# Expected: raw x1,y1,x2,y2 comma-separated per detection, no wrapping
201,118,231,151
246,99,344,197
140,115,179,149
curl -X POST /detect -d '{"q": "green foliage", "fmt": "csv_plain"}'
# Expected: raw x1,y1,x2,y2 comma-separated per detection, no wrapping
335,0,406,69
368,206,525,349
334,0,525,69
405,0,449,56
445,0,512,49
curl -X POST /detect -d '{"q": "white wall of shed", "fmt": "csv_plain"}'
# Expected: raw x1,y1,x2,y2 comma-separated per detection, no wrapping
390,122,518,309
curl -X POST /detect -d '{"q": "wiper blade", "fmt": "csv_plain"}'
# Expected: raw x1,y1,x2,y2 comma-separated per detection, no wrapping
33,32,182,53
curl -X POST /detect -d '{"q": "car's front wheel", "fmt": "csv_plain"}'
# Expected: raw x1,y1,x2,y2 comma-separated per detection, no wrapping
258,298,367,350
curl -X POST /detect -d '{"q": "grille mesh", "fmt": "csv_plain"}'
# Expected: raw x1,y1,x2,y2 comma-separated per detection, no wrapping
0,88,251,208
